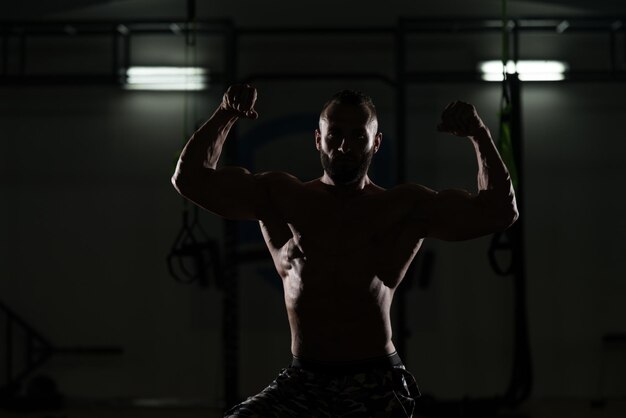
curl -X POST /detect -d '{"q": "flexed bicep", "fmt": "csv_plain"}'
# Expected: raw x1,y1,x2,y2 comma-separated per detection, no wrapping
171,84,267,219
173,166,258,219
426,188,516,241
173,167,298,221
401,184,514,242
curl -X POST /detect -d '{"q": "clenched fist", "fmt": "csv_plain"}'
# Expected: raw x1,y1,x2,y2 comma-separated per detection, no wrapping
220,84,259,119
437,101,485,137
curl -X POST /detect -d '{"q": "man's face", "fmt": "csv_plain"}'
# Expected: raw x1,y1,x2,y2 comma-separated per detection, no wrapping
315,103,382,185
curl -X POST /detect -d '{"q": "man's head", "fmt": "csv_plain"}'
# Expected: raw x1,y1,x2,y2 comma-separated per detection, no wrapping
315,90,382,186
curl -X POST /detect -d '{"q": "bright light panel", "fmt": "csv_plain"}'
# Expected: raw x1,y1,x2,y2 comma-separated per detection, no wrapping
124,67,209,90
479,60,568,81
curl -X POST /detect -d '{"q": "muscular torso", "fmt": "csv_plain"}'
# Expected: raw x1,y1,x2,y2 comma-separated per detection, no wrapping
258,178,427,362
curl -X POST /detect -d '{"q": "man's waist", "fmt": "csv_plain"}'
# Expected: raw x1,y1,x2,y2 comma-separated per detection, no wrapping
290,351,403,375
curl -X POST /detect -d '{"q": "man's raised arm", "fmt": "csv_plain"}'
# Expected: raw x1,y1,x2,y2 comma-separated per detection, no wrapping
411,101,519,241
171,84,282,220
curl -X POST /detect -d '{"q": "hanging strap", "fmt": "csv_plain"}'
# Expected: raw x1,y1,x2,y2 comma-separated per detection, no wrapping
167,208,223,286
489,0,519,276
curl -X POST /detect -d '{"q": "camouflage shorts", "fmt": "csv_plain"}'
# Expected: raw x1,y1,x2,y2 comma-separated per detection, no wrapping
224,353,421,417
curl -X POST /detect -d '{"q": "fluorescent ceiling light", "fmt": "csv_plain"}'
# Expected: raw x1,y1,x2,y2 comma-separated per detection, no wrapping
479,60,568,82
124,66,209,91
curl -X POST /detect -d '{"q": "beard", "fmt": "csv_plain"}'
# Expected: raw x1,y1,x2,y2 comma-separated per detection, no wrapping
320,150,374,185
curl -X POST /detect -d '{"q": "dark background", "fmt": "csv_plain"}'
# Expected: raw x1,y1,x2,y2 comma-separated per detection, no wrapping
1,0,625,416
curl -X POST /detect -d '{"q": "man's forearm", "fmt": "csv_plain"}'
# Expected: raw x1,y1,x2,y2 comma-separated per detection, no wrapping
470,126,518,222
436,101,518,228
470,126,512,193
173,107,238,185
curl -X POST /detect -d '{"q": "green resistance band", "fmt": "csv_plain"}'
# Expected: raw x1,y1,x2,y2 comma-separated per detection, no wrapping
499,0,519,192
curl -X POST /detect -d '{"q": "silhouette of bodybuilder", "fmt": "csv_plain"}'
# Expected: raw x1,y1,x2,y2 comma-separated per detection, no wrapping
172,84,518,417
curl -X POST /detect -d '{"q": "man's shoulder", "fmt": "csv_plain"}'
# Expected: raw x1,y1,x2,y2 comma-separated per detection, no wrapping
254,171,316,212
255,171,303,189
387,183,437,201
255,170,300,181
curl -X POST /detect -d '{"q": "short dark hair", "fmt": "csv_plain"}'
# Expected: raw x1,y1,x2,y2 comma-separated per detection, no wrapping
320,90,377,122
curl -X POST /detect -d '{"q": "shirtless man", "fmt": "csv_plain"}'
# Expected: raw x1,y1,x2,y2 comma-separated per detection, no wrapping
172,84,518,418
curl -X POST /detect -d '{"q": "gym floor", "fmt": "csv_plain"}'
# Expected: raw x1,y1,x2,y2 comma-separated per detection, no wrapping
0,399,625,418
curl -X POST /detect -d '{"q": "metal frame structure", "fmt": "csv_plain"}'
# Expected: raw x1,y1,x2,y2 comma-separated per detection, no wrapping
2,17,624,84
0,300,123,407
0,19,235,85
2,15,625,415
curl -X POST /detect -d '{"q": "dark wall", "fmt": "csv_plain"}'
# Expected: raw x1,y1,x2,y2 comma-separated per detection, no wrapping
2,1,626,408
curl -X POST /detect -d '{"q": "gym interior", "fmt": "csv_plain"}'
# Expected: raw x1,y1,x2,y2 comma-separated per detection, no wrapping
1,0,625,417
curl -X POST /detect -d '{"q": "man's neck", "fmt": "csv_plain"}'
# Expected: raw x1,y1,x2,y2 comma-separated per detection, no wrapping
320,173,371,194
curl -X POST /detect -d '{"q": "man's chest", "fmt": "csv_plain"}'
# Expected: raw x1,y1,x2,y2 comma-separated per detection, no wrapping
260,185,427,288
265,191,416,256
